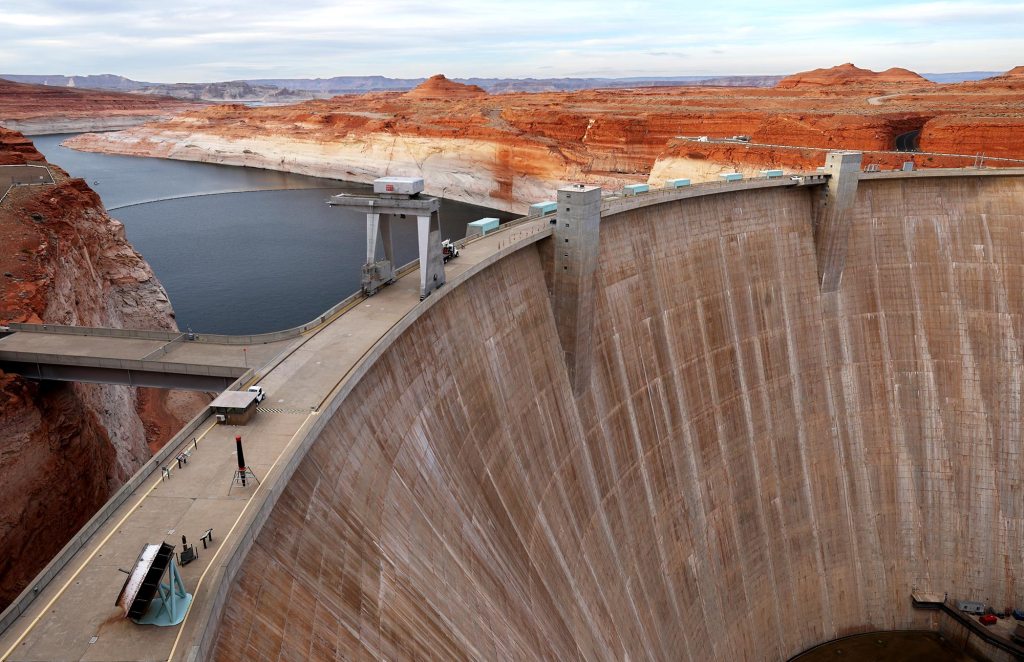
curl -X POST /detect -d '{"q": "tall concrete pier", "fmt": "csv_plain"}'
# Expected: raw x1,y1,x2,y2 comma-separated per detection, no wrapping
814,150,862,291
552,184,602,394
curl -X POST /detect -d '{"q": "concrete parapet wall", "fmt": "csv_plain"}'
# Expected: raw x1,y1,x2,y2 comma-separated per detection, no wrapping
0,350,244,378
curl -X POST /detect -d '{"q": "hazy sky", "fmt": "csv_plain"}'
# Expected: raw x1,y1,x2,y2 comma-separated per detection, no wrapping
2,0,1023,82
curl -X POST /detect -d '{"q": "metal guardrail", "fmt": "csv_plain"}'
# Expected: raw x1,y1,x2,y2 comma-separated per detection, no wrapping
140,332,187,361
7,323,182,341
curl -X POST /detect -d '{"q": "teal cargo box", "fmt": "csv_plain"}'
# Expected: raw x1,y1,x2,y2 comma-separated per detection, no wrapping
529,201,558,216
719,173,743,182
623,184,650,196
760,169,784,178
665,178,691,188
466,217,500,239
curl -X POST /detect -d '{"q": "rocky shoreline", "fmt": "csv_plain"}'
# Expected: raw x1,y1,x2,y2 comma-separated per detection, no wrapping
6,113,183,136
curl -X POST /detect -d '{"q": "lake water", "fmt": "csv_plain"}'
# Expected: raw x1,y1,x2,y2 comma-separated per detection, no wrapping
32,135,513,334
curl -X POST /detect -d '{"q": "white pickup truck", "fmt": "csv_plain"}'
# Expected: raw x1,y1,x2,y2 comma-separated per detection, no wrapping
247,385,266,403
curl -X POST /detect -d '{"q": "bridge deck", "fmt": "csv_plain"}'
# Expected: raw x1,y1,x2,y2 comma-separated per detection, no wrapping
0,331,290,369
0,217,551,662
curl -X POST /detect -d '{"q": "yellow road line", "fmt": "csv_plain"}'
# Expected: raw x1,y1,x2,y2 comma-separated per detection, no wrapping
165,411,316,661
167,304,406,660
301,294,366,336
0,420,219,661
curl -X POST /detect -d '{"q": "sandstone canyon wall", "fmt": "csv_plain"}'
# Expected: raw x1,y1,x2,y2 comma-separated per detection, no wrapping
62,66,1024,212
209,175,1024,659
0,78,199,135
0,128,207,608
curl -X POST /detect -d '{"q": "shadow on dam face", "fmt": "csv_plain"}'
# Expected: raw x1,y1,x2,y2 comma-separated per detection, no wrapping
211,177,1024,660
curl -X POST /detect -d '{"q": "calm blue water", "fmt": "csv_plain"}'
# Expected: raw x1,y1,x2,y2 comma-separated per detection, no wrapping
32,135,512,334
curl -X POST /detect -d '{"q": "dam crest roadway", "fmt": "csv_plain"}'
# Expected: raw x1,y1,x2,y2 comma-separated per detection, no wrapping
2,160,1024,660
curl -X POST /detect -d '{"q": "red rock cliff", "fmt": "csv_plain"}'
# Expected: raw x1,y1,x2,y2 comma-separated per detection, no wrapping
776,63,932,89
0,128,208,608
62,65,1024,207
0,78,198,134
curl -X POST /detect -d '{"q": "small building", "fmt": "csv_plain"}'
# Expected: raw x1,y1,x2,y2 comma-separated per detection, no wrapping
373,176,424,195
623,183,649,196
466,217,500,239
760,169,784,179
529,201,558,216
208,390,260,425
720,173,743,182
665,178,691,188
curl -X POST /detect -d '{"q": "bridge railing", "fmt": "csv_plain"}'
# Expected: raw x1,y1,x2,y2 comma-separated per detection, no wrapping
6,289,370,346
0,350,246,377
6,322,182,341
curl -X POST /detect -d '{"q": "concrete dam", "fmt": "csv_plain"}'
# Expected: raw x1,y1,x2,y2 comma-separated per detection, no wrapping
205,173,1024,659
3,166,1024,661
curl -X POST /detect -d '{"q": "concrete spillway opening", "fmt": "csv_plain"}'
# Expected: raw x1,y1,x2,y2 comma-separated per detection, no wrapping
207,175,1024,660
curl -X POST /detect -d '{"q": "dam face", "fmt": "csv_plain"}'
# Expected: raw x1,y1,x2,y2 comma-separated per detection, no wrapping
210,176,1024,660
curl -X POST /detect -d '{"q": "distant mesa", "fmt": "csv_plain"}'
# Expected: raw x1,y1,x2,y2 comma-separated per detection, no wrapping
403,74,487,100
955,65,1024,91
776,62,932,89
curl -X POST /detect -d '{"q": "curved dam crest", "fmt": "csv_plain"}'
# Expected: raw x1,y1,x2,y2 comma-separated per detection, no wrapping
203,175,1024,659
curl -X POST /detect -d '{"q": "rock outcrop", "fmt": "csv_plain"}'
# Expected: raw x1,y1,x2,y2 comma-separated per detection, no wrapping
776,63,932,89
62,65,1024,210
0,130,208,609
920,115,1024,159
0,127,46,165
0,78,199,135
403,74,487,100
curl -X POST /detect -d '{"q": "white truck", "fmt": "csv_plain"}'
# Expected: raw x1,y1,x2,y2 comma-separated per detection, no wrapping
247,385,266,403
442,239,460,263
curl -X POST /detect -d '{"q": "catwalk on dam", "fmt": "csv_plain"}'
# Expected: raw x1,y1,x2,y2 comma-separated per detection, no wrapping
200,174,1024,660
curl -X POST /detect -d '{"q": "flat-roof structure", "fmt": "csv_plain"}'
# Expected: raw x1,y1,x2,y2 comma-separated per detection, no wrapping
208,390,259,425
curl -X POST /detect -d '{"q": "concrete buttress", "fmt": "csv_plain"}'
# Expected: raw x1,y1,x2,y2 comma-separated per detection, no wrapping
553,184,602,394
814,151,862,291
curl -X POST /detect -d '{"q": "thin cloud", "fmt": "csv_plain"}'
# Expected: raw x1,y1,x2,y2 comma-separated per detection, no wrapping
1,0,1022,80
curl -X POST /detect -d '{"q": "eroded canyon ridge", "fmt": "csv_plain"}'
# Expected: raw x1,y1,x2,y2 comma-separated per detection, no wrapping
55,64,1024,212
0,127,208,608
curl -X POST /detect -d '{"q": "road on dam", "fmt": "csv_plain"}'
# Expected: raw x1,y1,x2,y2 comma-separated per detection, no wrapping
0,217,551,662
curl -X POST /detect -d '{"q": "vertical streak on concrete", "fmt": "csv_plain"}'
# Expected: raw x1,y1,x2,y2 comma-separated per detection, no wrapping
815,152,862,292
553,184,602,394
